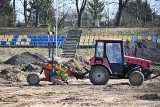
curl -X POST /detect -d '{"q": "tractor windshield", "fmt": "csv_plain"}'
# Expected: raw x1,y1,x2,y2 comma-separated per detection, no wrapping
96,42,104,58
106,43,122,63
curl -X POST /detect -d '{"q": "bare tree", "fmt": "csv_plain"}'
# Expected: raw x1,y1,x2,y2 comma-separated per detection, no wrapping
74,0,87,27
115,0,129,27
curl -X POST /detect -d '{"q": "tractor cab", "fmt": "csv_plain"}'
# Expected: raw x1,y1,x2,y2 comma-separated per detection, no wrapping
91,39,124,75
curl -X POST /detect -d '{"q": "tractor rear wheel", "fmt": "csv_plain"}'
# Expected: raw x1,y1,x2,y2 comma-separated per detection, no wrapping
27,73,40,85
129,71,144,86
89,66,109,85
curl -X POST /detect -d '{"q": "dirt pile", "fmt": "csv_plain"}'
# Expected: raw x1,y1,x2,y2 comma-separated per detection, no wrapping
4,52,47,65
0,67,25,82
23,63,41,72
64,55,90,73
136,94,160,101
124,40,160,63
0,63,42,82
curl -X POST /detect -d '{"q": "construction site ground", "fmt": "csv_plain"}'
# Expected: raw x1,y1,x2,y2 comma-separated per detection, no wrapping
0,39,160,107
0,76,160,107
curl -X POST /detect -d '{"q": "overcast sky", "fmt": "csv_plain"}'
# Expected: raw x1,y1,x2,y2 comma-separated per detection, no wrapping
14,0,160,22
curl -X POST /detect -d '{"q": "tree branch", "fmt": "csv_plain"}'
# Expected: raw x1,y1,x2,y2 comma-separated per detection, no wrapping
76,0,79,14
70,0,76,4
80,0,87,14
123,0,129,8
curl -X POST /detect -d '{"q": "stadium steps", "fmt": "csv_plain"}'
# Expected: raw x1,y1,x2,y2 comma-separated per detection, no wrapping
61,30,82,58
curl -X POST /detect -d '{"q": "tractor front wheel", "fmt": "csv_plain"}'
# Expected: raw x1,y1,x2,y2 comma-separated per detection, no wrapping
27,73,40,85
89,66,109,85
129,71,144,86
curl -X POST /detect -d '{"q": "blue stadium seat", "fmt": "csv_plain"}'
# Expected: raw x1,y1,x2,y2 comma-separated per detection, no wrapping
152,36,157,43
50,38,55,42
34,41,39,46
32,35,36,38
142,35,148,40
45,38,49,41
38,41,43,46
10,41,16,45
37,35,41,38
31,38,37,41
36,38,41,41
13,35,19,38
43,41,49,46
1,41,6,45
132,35,138,42
42,35,47,38
21,38,27,42
27,35,32,38
30,41,35,46
41,38,45,41
12,38,17,41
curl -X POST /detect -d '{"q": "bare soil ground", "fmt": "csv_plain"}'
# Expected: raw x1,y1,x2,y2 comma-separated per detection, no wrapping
0,47,160,107
0,78,160,107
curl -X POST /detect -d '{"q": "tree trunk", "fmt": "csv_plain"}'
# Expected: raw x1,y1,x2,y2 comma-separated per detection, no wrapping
115,0,129,27
77,13,82,27
35,3,39,27
115,0,123,27
75,0,87,27
13,0,16,26
24,0,27,26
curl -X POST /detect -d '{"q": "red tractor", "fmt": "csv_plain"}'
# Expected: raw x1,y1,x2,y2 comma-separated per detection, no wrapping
89,38,152,86
27,39,152,86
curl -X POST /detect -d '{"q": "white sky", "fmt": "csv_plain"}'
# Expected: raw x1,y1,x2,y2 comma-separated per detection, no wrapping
13,0,160,22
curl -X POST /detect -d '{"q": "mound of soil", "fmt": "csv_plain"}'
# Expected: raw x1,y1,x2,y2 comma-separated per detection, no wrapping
0,67,25,82
23,63,41,72
136,94,160,101
4,52,47,65
0,63,42,82
64,55,90,73
124,40,160,63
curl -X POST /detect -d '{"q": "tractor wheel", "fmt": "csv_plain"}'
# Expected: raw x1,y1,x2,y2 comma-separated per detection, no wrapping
27,73,40,85
129,71,144,86
89,66,109,85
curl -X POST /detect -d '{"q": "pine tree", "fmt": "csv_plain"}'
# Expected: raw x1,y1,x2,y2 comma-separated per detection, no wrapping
87,0,105,26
